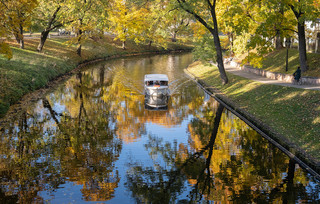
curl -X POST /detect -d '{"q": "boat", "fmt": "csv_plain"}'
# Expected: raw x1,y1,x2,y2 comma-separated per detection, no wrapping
144,94,169,110
144,74,170,97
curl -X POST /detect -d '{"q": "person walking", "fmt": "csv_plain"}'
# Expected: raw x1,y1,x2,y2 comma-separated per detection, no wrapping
293,66,301,85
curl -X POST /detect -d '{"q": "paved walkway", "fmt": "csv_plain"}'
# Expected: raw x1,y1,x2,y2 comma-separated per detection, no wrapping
224,62,320,91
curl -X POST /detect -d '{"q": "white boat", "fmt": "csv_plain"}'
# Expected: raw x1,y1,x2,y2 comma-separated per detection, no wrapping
145,95,169,110
144,74,170,97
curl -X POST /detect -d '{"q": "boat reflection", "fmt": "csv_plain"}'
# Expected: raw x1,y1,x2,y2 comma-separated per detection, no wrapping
144,95,169,111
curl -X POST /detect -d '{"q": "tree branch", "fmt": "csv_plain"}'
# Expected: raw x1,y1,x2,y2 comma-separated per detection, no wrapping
46,5,62,30
289,4,301,19
176,0,215,33
0,0,9,10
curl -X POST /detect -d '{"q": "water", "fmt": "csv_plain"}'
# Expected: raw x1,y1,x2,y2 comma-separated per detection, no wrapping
0,53,319,203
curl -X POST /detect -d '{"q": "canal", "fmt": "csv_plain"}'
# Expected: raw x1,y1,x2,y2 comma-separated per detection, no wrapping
0,53,319,203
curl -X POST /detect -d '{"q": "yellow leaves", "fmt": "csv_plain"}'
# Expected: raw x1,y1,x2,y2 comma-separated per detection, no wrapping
246,52,264,68
108,1,152,45
314,0,320,10
190,22,207,40
3,0,38,18
312,117,320,124
0,0,38,46
66,146,75,154
0,42,13,60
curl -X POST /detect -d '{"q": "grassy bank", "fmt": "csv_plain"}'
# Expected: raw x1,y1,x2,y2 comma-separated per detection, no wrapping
0,35,192,116
186,61,320,167
260,49,320,77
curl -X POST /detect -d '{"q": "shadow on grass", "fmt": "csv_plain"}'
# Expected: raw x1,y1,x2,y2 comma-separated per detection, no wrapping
0,47,74,116
262,49,320,77
188,63,320,162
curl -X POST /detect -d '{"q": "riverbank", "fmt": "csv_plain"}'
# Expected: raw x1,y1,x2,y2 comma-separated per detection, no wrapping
0,35,192,117
185,61,320,172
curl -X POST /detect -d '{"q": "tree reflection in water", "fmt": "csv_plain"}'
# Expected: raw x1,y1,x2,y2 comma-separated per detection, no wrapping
42,71,122,201
125,103,223,203
125,101,320,203
0,54,319,203
0,68,122,202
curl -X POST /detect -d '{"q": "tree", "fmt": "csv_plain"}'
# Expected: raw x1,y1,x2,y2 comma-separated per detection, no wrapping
142,3,167,48
174,0,228,84
141,1,175,49
0,2,12,59
33,0,67,52
108,0,151,49
163,6,192,42
0,0,37,49
0,41,12,59
63,0,109,56
285,0,319,72
222,0,319,71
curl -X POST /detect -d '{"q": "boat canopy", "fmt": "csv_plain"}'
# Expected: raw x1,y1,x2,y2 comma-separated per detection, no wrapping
144,74,169,82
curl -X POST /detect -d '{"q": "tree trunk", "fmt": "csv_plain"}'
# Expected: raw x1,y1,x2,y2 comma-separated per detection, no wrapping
20,38,24,49
77,44,82,56
14,33,20,44
148,41,152,49
19,25,24,49
76,18,83,57
289,4,308,72
210,11,228,84
77,28,82,56
228,32,234,55
37,6,62,52
14,24,24,49
37,30,50,52
316,33,320,53
122,41,126,50
13,27,21,45
297,21,308,72
275,34,284,49
177,0,228,84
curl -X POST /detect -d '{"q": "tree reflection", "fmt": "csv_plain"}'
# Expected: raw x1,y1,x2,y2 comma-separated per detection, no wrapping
0,67,122,202
45,70,122,201
0,55,198,202
125,103,224,203
0,54,319,202
188,101,319,203
125,100,320,203
0,110,55,203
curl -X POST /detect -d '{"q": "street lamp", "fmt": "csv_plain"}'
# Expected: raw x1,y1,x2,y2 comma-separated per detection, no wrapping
285,38,291,72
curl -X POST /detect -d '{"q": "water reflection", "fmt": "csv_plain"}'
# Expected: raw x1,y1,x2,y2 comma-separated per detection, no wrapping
0,54,319,203
126,100,320,203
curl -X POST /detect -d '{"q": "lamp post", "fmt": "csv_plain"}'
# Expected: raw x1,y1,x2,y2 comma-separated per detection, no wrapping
285,38,291,72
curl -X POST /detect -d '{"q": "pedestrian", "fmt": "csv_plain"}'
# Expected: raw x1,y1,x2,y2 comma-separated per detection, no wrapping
293,66,301,85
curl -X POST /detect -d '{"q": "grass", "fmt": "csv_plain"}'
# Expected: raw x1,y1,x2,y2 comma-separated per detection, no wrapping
261,48,320,77
0,35,192,116
187,61,320,163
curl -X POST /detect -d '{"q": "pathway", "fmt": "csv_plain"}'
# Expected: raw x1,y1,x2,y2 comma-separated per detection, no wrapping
224,62,320,91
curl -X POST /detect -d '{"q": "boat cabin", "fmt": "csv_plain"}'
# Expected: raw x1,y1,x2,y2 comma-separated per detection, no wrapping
144,74,169,96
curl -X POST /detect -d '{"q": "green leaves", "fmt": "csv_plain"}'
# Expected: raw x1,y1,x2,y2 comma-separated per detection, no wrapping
192,33,216,62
